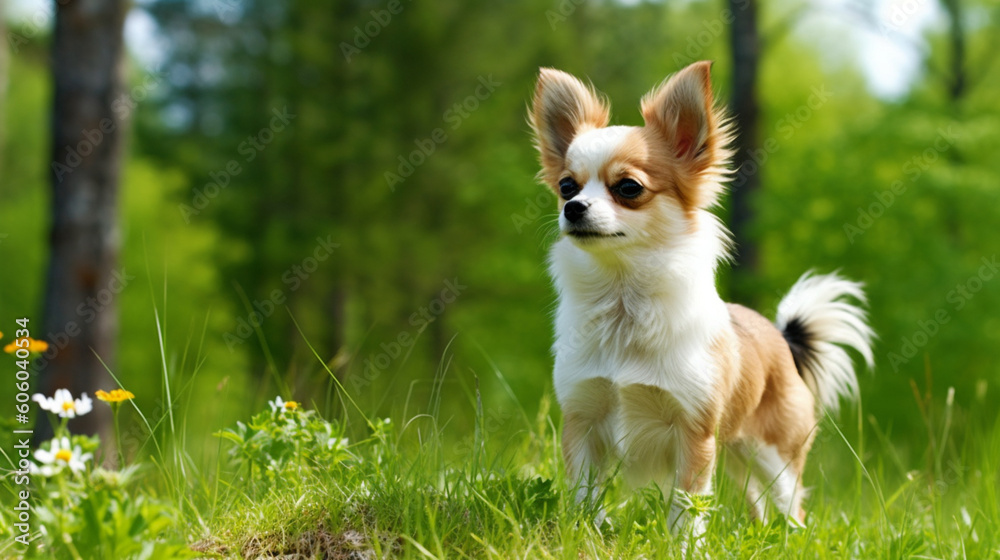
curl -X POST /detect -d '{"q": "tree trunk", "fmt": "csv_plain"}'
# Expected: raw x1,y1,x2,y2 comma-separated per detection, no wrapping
727,0,761,303
0,0,8,171
39,0,128,452
940,0,966,103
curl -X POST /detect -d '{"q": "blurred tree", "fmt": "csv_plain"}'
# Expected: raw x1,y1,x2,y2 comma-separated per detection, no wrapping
941,0,967,102
39,0,127,447
0,0,7,172
139,0,552,389
116,0,999,437
728,0,762,303
141,0,372,384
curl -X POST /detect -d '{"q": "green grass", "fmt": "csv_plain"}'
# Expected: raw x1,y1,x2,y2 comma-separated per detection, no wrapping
2,319,998,559
185,395,998,559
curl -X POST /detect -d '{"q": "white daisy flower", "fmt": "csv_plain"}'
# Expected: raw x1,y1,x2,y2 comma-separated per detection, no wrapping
32,389,93,418
31,437,92,476
268,396,300,413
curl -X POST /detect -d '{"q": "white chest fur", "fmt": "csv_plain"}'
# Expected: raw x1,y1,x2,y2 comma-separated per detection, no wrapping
548,229,731,420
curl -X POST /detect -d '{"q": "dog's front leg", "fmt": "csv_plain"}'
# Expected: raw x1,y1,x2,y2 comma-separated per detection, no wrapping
617,384,715,541
669,433,716,541
560,377,617,513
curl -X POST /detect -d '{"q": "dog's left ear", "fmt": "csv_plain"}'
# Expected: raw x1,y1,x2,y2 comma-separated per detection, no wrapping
641,61,725,179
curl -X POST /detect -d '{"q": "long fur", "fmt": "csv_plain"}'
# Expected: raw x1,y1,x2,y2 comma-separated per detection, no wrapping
775,271,875,413
528,61,876,534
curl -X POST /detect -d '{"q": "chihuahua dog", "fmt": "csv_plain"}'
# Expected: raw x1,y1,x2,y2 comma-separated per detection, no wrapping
529,61,873,534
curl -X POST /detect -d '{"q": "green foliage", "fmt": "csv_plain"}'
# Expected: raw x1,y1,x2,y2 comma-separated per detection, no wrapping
214,400,359,486
192,377,1000,559
29,466,197,560
2,0,996,454
1,325,996,558
0,398,194,559
2,0,1000,556
0,44,49,320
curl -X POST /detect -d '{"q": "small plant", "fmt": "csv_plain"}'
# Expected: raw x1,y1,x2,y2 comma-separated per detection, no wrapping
215,396,359,486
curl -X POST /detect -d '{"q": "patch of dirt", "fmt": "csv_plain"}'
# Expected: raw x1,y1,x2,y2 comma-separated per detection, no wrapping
190,537,230,557
235,528,402,560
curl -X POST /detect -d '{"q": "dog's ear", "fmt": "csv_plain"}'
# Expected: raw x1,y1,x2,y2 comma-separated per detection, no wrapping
641,61,725,176
530,68,610,183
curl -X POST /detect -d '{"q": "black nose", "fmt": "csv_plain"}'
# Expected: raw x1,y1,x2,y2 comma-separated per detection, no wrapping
564,200,589,223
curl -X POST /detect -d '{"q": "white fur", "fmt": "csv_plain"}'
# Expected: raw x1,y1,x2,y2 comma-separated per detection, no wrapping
536,66,874,541
774,271,875,412
558,126,635,237
728,440,807,523
550,209,730,417
550,209,733,533
549,124,734,514
565,126,633,174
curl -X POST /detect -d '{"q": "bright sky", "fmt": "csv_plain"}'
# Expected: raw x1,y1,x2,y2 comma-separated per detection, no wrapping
795,0,944,98
6,0,943,100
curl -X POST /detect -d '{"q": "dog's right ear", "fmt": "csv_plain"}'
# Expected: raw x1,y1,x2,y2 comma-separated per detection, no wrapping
529,68,610,183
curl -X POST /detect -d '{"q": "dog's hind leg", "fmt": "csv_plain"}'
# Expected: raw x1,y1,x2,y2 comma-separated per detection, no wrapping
723,444,767,522
729,440,808,525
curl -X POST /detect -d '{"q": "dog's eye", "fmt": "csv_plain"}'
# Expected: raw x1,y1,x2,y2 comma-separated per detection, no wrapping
558,177,580,199
614,178,644,199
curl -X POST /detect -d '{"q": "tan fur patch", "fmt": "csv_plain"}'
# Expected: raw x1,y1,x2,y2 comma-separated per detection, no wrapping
639,61,733,212
723,304,817,471
599,130,683,212
713,326,762,442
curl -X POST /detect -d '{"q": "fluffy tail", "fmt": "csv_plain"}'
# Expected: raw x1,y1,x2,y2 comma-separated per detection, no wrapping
774,271,875,413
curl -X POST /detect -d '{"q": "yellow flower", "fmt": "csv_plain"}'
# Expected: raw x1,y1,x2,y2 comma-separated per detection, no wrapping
284,401,299,410
4,337,49,354
95,389,135,403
